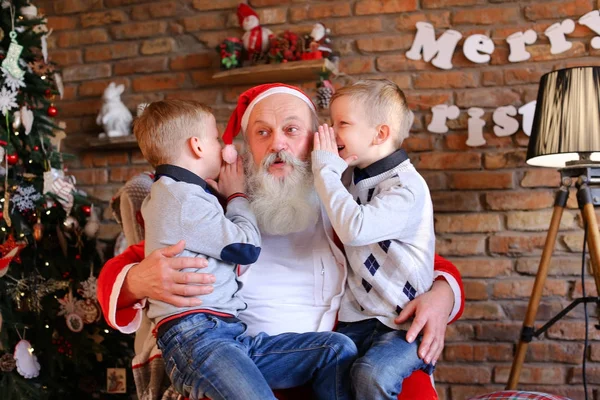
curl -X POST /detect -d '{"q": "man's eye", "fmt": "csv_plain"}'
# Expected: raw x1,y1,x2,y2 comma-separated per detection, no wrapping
257,130,268,136
287,127,298,134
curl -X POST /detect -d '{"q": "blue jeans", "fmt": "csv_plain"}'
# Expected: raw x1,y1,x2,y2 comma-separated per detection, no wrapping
156,313,357,400
337,319,434,400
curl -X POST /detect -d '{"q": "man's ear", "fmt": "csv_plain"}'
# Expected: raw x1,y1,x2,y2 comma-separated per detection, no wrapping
189,136,203,158
372,124,391,145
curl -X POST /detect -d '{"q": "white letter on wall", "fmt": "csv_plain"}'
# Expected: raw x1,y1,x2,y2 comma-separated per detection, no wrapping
428,104,460,133
493,106,519,137
518,101,537,136
406,22,463,70
506,30,537,62
545,19,575,54
579,11,600,49
463,34,495,64
467,108,486,147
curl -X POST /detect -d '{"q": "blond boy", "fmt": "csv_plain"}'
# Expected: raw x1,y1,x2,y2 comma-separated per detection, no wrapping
311,79,435,400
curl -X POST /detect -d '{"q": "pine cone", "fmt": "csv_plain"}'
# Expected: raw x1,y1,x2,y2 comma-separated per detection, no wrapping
317,85,334,110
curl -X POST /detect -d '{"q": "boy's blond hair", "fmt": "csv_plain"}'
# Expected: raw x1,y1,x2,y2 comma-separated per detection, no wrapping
330,79,414,148
133,99,213,168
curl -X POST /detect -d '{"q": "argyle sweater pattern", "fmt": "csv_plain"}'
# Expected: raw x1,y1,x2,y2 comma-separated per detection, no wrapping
312,149,434,329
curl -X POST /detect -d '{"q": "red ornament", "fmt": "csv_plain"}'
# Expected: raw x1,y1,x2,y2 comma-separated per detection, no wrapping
75,254,81,260
6,153,18,165
44,89,52,98
81,205,91,216
47,105,58,117
33,146,39,151
0,211,3,219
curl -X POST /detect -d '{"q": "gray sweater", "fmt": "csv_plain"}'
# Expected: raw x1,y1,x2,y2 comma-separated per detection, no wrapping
143,165,261,325
312,149,434,330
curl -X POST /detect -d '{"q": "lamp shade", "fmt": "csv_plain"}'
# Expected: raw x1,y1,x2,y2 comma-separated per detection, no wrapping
526,66,600,168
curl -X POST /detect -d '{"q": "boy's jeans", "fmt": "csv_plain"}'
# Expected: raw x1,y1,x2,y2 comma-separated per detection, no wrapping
156,313,357,400
337,319,435,400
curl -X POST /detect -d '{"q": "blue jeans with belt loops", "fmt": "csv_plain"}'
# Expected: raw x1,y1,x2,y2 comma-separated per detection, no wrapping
156,313,358,400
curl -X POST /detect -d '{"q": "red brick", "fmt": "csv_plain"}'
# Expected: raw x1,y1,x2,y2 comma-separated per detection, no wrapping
332,18,383,35
493,279,568,299
47,16,78,31
444,133,514,151
503,67,546,85
450,386,506,400
165,89,220,104
54,0,102,14
453,6,520,25
191,70,217,87
452,258,514,278
449,171,514,190
423,0,485,7
355,0,418,15
435,365,492,384
528,342,584,364
463,302,505,320
484,150,527,169
507,210,578,231
193,0,239,10
435,213,502,233
85,42,139,62
562,232,585,253
521,169,560,188
132,73,187,92
56,29,109,48
396,11,451,30
181,14,227,32
70,168,108,185
51,49,82,67
131,1,179,20
105,0,157,5
406,93,452,111
62,64,111,82
112,21,167,40
463,281,489,300
80,10,127,28
489,234,548,255
402,135,432,152
436,236,486,256
356,34,414,52
249,0,290,6
431,192,482,212
485,191,555,210
195,30,241,48
170,53,213,70
524,0,593,20
114,57,168,75
455,88,521,108
482,70,504,86
516,257,586,276
418,152,481,170
475,322,522,341
376,54,432,72
494,365,566,385
121,93,163,111
141,38,176,55
339,57,375,74
548,321,600,341
414,71,478,89
109,166,153,183
79,78,130,98
421,171,447,191
290,3,351,22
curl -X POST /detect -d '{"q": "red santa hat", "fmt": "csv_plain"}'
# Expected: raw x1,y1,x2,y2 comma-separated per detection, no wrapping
222,83,317,164
237,3,258,27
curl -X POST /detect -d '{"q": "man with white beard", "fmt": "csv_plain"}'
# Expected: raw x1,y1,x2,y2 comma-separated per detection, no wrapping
98,83,464,400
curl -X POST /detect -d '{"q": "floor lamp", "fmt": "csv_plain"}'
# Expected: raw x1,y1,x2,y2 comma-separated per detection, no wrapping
507,66,600,389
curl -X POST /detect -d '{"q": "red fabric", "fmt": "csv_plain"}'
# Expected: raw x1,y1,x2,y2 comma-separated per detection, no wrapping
246,26,263,57
236,3,258,26
432,254,464,323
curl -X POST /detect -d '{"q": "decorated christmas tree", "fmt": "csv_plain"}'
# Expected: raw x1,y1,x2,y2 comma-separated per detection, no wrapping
0,1,133,398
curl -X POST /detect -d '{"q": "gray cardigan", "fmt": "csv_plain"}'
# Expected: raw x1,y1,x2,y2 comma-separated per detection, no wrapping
143,165,261,325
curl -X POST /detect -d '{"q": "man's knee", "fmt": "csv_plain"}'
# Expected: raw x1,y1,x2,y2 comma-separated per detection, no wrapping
327,332,359,361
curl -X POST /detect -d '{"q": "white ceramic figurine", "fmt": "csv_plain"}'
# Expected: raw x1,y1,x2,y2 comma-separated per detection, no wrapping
96,82,132,138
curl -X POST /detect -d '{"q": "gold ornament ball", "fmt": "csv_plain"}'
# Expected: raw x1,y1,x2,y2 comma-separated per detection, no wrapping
63,216,79,232
76,299,100,324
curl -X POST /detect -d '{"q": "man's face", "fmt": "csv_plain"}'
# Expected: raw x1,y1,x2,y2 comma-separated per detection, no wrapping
246,94,314,178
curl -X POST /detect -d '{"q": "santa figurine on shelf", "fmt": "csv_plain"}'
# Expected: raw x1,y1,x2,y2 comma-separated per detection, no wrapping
309,23,333,59
237,3,272,61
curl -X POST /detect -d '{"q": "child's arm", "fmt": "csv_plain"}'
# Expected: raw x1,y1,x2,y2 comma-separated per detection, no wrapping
311,126,426,247
180,157,261,265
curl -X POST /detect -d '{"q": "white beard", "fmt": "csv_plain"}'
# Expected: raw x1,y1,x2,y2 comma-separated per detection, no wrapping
245,151,320,235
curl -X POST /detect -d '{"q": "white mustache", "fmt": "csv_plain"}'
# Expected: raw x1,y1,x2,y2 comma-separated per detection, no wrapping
262,151,305,169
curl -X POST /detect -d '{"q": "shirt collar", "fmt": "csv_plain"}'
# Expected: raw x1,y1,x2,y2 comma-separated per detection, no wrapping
353,149,409,184
154,164,208,190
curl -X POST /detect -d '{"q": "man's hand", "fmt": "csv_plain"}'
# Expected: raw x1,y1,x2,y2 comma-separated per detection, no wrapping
314,124,356,165
207,156,245,198
394,280,454,365
123,240,215,308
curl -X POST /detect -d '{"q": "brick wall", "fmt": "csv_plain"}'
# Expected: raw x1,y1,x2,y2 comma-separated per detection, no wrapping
38,0,600,397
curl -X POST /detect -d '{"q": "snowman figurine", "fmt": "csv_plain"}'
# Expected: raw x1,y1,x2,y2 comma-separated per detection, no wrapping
237,3,272,61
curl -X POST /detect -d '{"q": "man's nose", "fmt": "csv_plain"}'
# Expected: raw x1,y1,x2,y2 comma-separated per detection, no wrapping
269,130,288,152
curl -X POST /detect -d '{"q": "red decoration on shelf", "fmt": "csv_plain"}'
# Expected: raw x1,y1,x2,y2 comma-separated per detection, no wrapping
47,105,57,117
7,153,18,165
81,205,91,216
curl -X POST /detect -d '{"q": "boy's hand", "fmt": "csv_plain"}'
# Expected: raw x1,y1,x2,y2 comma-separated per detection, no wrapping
215,156,245,198
314,124,356,165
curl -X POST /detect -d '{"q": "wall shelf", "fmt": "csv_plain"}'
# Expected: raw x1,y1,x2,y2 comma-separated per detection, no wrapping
84,135,139,151
211,58,337,85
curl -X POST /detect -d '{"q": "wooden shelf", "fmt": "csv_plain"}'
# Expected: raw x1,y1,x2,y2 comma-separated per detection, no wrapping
84,135,139,151
212,58,338,85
